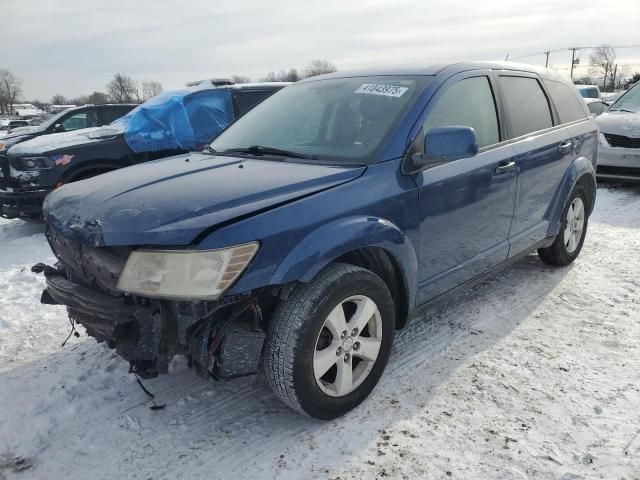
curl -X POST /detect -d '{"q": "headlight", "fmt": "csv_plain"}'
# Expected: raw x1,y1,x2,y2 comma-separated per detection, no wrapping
16,156,55,171
599,133,609,147
117,242,259,300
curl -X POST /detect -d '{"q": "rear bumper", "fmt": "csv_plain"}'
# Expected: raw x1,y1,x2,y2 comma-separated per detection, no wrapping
0,187,49,218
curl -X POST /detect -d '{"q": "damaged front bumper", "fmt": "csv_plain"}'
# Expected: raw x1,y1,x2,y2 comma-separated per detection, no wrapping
38,261,267,380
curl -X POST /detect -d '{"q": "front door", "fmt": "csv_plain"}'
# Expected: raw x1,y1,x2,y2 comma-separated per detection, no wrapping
415,72,517,304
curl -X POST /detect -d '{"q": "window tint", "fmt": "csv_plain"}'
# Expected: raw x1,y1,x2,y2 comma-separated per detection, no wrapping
424,76,499,148
100,108,129,125
544,80,588,123
499,76,553,138
61,111,98,131
234,90,275,116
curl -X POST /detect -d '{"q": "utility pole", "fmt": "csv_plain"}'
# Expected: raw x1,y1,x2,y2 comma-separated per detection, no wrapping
544,50,550,68
611,64,618,92
569,47,580,80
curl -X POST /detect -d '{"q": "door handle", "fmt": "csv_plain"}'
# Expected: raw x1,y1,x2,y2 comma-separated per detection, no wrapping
558,141,573,153
495,161,516,174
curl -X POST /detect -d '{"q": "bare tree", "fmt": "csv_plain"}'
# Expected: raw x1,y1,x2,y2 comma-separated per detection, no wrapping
107,73,138,103
259,68,301,82
589,45,616,91
0,69,23,115
301,59,337,78
231,74,251,84
70,95,89,106
86,91,109,104
51,94,68,105
141,80,163,101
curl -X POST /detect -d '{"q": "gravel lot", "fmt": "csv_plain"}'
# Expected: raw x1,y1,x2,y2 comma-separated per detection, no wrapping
1,186,639,480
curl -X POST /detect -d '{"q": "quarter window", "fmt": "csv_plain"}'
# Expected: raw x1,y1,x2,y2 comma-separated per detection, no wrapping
544,80,588,123
424,76,500,148
499,76,553,138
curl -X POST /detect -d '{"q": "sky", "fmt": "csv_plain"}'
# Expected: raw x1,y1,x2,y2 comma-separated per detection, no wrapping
2,0,640,101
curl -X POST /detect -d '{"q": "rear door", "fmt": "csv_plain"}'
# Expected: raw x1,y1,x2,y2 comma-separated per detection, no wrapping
497,73,575,256
415,71,518,304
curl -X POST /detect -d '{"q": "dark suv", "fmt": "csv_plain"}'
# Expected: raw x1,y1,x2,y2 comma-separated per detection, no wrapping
0,104,136,217
1,84,283,218
38,62,597,419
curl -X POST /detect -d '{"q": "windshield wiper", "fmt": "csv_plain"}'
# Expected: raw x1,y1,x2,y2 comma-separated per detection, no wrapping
224,145,316,160
609,108,636,113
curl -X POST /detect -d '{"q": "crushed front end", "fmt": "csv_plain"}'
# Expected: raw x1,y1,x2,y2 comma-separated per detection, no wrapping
38,226,273,380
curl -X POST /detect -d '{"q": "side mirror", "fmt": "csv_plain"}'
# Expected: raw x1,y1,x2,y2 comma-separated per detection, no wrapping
404,126,478,174
53,123,65,133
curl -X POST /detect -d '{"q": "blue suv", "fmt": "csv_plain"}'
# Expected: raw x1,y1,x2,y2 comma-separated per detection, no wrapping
37,62,598,419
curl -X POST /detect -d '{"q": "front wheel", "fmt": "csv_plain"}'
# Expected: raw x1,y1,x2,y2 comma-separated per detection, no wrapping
538,185,589,266
263,263,395,419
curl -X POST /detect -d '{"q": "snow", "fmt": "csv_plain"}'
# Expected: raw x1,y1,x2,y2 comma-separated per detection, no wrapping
1,186,639,479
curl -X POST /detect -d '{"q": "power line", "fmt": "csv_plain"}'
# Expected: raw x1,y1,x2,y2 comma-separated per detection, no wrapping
510,44,640,61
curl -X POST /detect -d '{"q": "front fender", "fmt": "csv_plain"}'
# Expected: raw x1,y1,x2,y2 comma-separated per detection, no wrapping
271,215,418,307
546,155,596,237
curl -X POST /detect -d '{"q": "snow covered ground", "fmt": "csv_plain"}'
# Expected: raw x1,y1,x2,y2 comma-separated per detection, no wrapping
1,186,639,480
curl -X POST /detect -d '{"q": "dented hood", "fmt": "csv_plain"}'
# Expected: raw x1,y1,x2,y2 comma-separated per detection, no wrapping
44,153,365,246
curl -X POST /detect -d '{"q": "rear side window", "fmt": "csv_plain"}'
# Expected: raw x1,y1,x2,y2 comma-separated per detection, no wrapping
234,90,276,116
100,107,131,125
499,76,553,138
424,76,500,148
544,80,588,123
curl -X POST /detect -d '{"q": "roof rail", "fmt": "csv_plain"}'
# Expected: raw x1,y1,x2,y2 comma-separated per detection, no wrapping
185,78,235,87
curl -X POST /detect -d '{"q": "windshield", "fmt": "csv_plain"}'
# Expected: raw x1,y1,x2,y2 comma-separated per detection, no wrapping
210,75,433,164
609,84,640,113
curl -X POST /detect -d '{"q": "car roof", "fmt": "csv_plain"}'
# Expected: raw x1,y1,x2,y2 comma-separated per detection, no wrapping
297,61,571,83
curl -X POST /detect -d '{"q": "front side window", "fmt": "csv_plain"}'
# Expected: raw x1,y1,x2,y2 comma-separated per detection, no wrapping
423,76,500,148
499,76,553,138
61,111,98,131
210,75,433,164
544,80,588,123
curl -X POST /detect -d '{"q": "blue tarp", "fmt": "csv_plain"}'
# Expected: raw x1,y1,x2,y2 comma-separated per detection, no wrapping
112,88,234,153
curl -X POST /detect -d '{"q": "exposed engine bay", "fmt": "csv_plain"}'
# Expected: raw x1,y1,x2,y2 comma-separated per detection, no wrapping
35,227,278,380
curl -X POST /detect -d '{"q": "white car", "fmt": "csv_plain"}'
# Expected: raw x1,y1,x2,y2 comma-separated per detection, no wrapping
596,82,640,182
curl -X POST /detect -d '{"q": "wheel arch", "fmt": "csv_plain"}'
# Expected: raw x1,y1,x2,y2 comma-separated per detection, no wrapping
270,216,418,328
546,156,596,237
61,158,131,183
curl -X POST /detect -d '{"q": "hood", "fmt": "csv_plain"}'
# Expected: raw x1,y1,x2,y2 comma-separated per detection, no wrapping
44,153,365,246
0,130,39,150
8,127,108,156
596,110,640,137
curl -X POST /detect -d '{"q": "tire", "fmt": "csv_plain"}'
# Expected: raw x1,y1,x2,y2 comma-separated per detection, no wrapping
538,185,589,266
263,262,395,419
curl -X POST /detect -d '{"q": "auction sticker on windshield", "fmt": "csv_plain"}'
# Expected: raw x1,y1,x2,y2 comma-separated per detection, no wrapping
355,84,408,97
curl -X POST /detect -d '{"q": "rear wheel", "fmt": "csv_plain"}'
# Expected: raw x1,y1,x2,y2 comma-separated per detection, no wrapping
538,185,589,266
263,263,395,419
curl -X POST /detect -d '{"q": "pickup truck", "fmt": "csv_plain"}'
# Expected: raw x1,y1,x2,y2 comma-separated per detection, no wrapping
37,62,598,419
